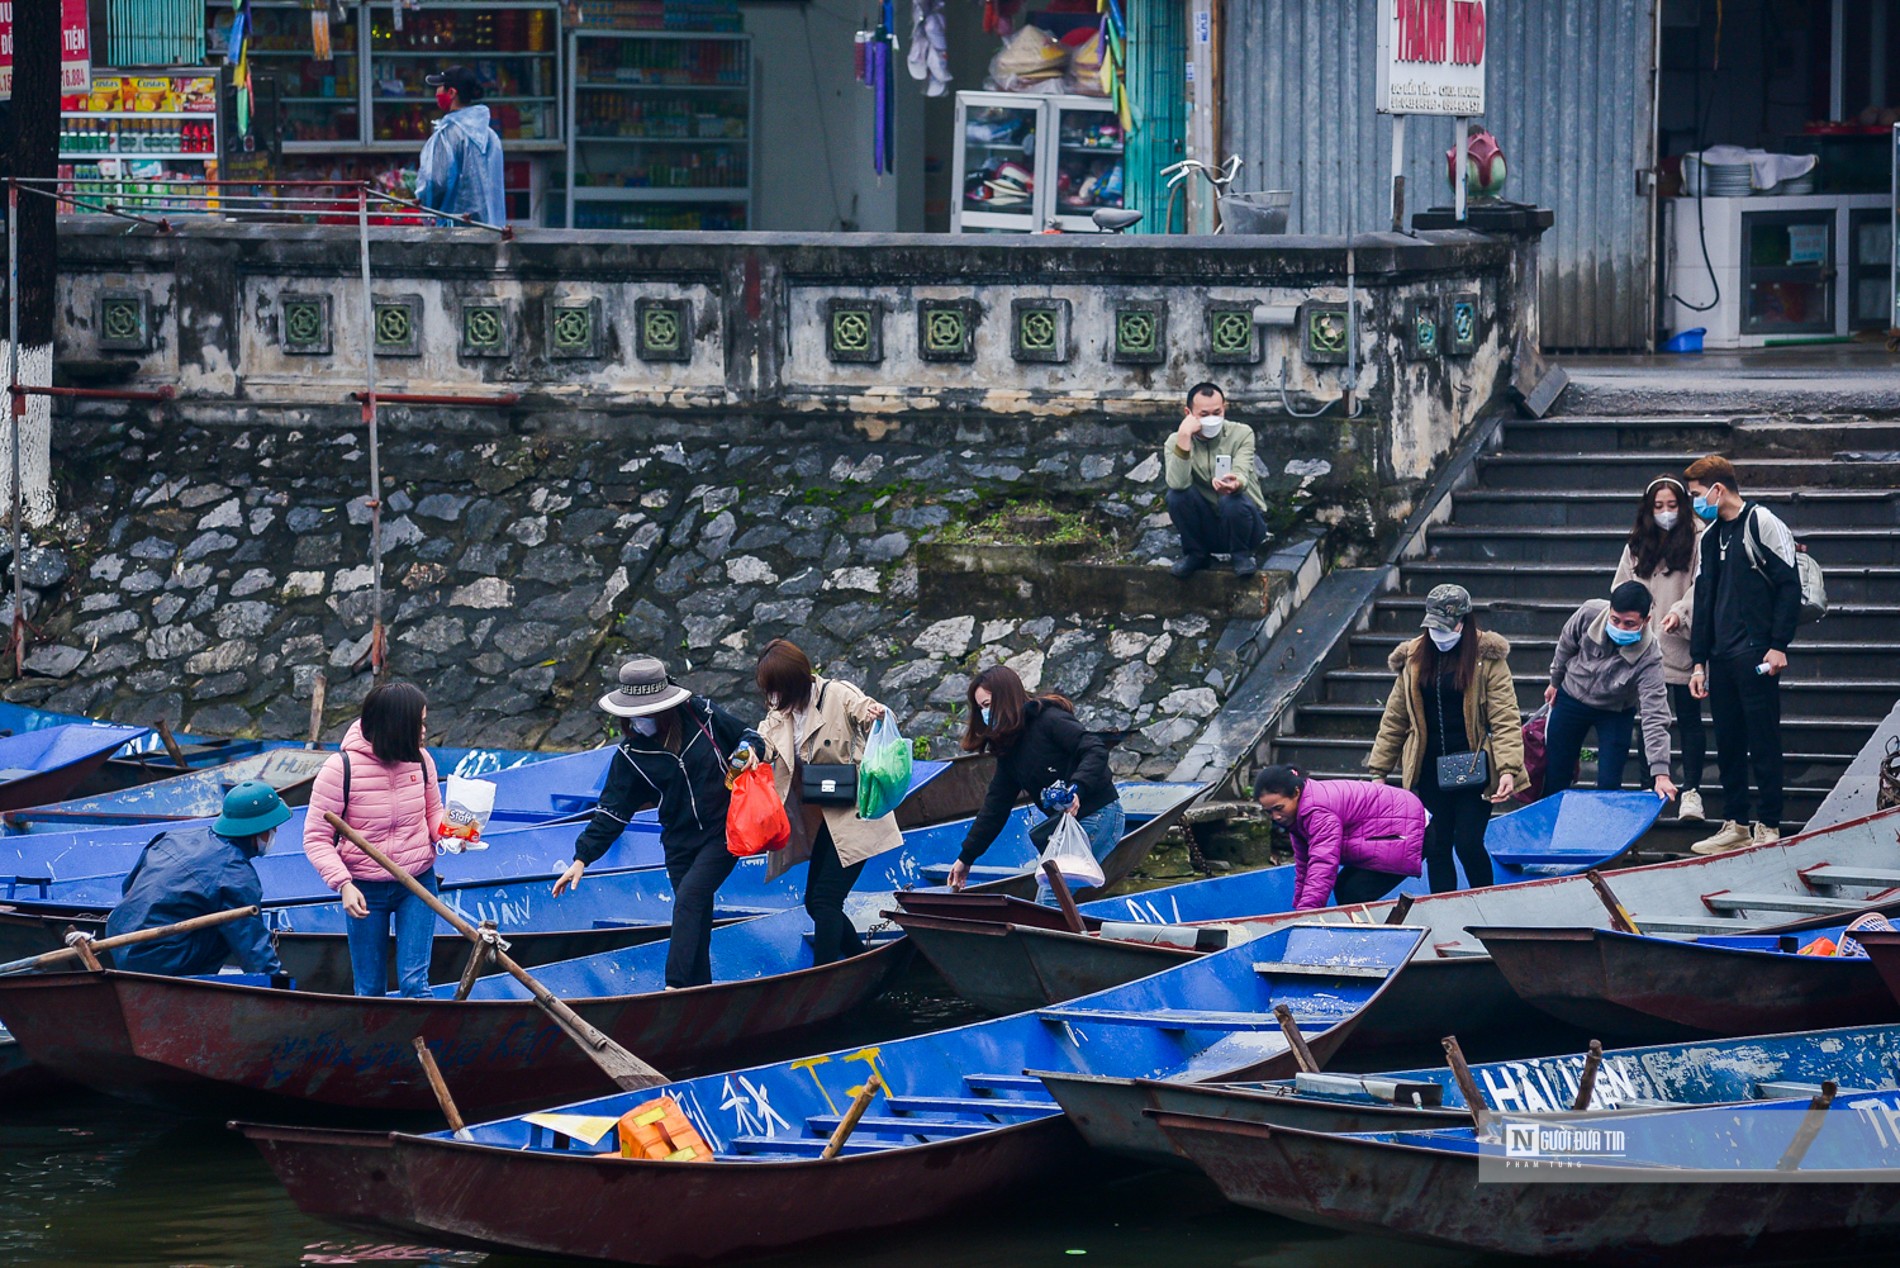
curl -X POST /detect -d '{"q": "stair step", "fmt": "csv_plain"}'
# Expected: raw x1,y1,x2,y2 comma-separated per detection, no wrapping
1369,597,1900,641
1447,488,1900,529
1425,525,1900,567
1316,669,1900,719
1477,454,1900,491
1344,634,1897,680
1496,418,1900,456
1398,561,1900,604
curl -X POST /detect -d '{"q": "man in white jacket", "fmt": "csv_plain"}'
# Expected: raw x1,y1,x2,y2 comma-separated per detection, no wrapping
419,66,506,227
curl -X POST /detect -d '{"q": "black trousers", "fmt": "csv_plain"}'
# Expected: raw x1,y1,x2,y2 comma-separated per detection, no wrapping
1166,488,1268,558
1668,681,1707,790
1707,653,1783,831
1415,777,1494,893
805,823,867,965
664,839,738,989
1333,864,1409,907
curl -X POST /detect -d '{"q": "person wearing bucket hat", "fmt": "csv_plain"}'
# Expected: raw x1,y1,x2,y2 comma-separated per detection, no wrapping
1366,583,1527,893
102,782,291,980
555,657,765,989
417,64,506,226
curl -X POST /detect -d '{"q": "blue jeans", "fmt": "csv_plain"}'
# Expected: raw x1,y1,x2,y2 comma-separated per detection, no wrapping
1541,688,1636,797
1035,800,1127,906
346,870,439,998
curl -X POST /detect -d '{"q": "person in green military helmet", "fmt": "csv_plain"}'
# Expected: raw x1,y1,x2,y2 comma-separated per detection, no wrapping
103,781,292,981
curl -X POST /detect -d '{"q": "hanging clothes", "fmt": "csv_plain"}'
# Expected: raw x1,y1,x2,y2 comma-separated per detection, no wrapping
908,0,953,97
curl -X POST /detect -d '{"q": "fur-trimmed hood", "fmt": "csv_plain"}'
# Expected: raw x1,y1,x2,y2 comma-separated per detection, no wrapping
1386,629,1512,674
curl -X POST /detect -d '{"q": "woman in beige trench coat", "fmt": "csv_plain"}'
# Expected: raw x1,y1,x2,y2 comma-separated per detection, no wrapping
754,638,904,964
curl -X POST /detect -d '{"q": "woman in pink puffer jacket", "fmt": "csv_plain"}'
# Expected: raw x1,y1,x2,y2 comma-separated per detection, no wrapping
1252,765,1427,911
302,682,444,996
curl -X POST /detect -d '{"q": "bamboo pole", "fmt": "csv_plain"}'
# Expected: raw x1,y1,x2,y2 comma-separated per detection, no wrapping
1442,1035,1490,1136
1775,1080,1838,1172
1041,861,1086,935
0,906,261,976
325,813,666,1090
412,1037,473,1140
820,1073,884,1160
453,921,498,1001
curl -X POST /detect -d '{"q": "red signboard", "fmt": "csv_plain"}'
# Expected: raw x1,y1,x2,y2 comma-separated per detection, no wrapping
0,0,94,101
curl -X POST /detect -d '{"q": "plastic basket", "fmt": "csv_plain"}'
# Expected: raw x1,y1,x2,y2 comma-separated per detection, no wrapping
1218,189,1292,234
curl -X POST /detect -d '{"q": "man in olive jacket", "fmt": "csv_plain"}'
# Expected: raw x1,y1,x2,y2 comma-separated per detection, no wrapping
1163,381,1270,578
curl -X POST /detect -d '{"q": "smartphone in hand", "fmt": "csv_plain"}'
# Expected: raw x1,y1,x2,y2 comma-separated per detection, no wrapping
1213,454,1234,482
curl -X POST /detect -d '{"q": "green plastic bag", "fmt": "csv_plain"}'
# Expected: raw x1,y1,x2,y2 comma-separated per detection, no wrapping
857,713,913,821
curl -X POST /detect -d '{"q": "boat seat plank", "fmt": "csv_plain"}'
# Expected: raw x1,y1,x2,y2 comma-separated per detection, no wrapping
803,1115,999,1138
882,1095,1059,1117
1038,1007,1326,1031
713,905,782,918
1632,917,1751,936
727,1136,897,1157
1252,961,1390,979
1702,891,1874,916
1801,866,1900,891
919,864,1026,880
588,918,666,930
1755,1081,1875,1100
964,1074,1045,1095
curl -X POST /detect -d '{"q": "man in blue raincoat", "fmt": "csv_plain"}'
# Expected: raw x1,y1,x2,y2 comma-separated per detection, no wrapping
417,65,507,226
102,781,291,979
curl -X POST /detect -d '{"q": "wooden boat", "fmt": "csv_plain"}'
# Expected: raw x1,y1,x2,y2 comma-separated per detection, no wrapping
1,747,335,834
0,724,153,814
0,1020,65,1099
919,806,1900,1061
1041,1022,1900,1165
1154,1091,1900,1264
236,920,1425,1263
0,905,913,1116
1844,927,1900,1009
1474,919,1900,1044
890,789,1668,1021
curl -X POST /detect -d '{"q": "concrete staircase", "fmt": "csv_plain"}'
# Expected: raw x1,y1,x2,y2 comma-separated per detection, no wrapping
1268,414,1900,849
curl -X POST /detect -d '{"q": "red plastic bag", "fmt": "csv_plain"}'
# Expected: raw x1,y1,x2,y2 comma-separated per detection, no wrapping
1518,704,1550,804
726,763,791,857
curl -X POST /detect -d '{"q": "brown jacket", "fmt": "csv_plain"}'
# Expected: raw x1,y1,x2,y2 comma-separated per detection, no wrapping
759,675,903,880
1365,631,1527,797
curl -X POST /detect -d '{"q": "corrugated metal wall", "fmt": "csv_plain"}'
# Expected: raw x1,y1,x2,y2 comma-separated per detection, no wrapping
1126,0,1190,233
1225,0,1659,350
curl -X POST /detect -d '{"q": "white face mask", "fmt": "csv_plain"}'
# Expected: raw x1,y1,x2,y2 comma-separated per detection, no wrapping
1653,510,1679,531
1428,627,1463,652
1198,416,1225,439
630,716,659,736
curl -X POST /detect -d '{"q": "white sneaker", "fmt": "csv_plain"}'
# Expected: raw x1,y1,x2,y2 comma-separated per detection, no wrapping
1689,820,1752,855
1751,822,1781,847
1677,789,1706,822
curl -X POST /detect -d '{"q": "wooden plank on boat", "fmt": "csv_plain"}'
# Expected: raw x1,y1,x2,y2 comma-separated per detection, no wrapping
1702,891,1874,916
1253,960,1391,979
1800,865,1900,890
964,1073,1046,1094
1756,1080,1875,1099
1631,916,1753,936
1291,1072,1444,1106
883,1095,1059,1117
1039,1007,1325,1031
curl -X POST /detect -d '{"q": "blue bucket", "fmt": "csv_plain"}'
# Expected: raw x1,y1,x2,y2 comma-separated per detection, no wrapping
1662,327,1705,354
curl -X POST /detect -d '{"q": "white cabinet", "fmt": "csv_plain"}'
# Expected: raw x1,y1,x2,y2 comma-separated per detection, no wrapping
952,92,1123,233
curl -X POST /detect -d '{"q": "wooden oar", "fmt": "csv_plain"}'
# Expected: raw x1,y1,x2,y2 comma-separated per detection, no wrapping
325,812,665,1091
1775,1079,1837,1172
1441,1035,1491,1136
1273,1004,1320,1074
1585,870,1643,935
1571,1039,1604,1111
0,906,261,977
412,1036,473,1141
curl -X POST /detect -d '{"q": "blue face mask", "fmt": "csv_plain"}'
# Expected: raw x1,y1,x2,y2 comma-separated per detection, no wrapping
980,706,992,726
1606,623,1644,646
1693,491,1718,520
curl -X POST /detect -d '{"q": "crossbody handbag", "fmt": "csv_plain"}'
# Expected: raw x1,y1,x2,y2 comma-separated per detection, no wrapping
1432,671,1490,791
797,684,861,806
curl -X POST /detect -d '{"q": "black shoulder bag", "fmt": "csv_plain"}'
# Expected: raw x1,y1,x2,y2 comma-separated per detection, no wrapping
798,683,861,806
1433,674,1490,791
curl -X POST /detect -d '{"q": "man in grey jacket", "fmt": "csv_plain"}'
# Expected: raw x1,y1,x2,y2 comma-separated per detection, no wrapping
1541,580,1680,804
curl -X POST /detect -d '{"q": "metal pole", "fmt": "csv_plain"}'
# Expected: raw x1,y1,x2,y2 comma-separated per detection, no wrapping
1390,113,1408,233
1831,0,1846,123
1454,117,1469,222
358,187,385,678
7,180,24,676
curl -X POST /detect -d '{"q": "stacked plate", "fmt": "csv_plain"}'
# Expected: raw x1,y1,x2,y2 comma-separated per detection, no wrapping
1703,162,1754,196
1774,177,1816,195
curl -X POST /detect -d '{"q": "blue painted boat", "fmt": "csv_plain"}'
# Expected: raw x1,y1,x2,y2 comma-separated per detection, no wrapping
235,920,1425,1263
1042,1021,1900,1163
0,724,153,813
0,748,337,834
1474,915,1900,1044
1155,1088,1900,1264
888,789,1651,1016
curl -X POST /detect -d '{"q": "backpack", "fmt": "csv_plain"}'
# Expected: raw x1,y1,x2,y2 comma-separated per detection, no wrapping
1742,506,1827,624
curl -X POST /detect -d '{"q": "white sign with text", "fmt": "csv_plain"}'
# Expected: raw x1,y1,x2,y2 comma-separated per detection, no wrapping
1377,0,1487,116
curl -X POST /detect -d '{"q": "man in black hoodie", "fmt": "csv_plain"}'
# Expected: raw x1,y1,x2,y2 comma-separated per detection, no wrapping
1683,455,1801,854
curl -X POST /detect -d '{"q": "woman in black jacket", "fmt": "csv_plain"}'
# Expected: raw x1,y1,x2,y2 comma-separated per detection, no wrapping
554,657,763,989
945,665,1122,896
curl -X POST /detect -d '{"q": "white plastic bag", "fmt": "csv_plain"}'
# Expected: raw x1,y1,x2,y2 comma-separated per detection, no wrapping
438,775,497,853
1037,811,1106,890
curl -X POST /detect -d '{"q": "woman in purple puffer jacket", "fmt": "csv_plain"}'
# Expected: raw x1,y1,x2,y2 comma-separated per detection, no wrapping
1252,765,1427,910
